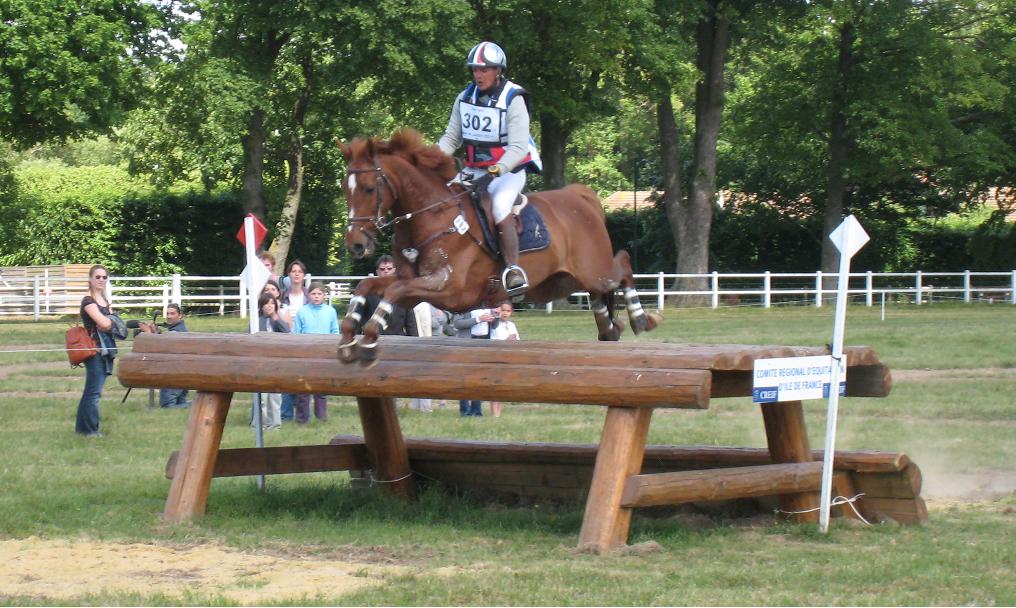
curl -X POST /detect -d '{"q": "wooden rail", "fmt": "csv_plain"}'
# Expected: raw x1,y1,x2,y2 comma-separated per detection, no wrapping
119,332,909,554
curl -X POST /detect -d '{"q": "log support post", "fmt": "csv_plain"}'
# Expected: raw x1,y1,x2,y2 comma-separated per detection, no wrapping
760,400,820,522
163,391,232,522
578,406,653,553
356,396,415,499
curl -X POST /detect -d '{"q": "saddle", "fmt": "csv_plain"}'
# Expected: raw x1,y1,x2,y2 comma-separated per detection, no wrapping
465,186,551,256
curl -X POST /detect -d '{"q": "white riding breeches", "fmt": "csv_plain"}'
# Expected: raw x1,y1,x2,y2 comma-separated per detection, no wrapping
461,167,526,224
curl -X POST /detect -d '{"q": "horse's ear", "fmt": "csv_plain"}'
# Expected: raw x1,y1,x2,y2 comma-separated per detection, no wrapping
337,139,352,160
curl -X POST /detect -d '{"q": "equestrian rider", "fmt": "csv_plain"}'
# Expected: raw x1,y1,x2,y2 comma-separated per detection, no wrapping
438,41,542,297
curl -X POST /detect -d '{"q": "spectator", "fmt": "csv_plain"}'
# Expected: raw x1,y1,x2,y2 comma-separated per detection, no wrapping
449,307,498,417
75,264,116,437
158,303,191,409
292,282,339,424
279,260,310,422
252,292,289,430
262,279,291,327
259,251,281,285
489,301,520,418
357,255,418,338
407,303,440,413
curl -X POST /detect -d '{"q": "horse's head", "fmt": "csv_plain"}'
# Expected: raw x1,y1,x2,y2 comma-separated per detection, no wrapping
339,137,397,259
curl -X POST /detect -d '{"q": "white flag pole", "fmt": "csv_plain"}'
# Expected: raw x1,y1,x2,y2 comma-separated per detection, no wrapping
820,215,869,533
243,217,266,491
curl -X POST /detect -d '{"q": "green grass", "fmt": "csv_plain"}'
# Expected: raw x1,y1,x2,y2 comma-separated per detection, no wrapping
0,303,1014,605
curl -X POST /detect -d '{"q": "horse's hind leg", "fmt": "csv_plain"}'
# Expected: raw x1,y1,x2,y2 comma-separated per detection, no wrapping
612,250,661,335
591,291,624,341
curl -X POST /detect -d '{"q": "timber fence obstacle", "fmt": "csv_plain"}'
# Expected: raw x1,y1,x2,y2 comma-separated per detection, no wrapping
119,332,922,554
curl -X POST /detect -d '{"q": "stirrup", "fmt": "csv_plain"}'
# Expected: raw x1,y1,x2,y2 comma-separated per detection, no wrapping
502,265,529,297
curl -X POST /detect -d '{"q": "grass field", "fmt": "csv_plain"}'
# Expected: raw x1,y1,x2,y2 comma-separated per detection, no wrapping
0,303,1014,605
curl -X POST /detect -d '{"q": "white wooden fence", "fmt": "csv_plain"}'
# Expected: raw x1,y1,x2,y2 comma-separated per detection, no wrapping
2,270,1015,319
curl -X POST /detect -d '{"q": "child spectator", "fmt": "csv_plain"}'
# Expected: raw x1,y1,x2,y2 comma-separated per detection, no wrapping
292,282,338,423
489,302,519,418
252,293,289,430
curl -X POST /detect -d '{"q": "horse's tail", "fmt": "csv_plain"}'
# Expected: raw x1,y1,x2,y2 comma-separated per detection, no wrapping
564,184,606,219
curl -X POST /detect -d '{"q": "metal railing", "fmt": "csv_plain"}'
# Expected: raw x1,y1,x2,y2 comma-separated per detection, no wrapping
2,270,1014,319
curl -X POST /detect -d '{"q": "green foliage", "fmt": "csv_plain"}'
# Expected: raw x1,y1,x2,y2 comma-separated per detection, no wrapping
0,0,170,147
0,162,246,274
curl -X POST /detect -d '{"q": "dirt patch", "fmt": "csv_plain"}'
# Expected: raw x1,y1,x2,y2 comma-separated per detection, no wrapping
923,470,1016,500
0,538,410,603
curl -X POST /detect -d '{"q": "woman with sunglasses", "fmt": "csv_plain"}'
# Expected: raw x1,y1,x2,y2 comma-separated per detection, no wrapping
76,264,115,437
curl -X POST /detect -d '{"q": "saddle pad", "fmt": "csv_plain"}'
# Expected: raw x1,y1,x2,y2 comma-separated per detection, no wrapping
518,202,551,254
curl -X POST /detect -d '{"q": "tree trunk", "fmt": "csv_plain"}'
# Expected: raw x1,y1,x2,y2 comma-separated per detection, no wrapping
678,3,729,306
822,20,857,300
539,115,568,190
268,56,312,275
240,108,268,220
657,92,684,301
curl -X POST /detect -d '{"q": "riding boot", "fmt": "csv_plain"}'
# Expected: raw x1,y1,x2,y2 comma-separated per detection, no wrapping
496,217,528,297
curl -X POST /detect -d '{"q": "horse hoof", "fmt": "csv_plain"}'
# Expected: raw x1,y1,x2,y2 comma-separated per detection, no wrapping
598,322,622,341
338,337,359,364
356,339,379,364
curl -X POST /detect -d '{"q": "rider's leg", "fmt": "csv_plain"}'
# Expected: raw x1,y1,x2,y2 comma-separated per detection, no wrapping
489,171,528,295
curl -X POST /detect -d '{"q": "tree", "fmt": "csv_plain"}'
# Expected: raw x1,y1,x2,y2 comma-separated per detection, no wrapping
0,0,168,147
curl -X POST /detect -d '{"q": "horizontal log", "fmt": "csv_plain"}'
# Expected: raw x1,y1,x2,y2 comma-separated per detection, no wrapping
128,332,886,373
620,462,824,508
121,352,711,408
339,436,910,473
165,444,369,479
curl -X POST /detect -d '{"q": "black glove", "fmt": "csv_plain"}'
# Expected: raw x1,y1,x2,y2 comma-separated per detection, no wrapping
467,171,494,192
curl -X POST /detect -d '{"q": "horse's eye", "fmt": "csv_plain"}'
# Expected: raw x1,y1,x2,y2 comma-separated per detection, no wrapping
363,186,375,194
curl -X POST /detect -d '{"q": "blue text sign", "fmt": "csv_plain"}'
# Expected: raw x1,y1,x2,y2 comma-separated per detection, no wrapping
752,355,844,403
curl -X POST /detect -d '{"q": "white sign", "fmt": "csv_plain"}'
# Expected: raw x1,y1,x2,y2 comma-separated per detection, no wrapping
752,355,844,403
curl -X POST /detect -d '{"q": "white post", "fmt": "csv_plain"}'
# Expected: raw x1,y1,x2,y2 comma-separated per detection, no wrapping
820,215,869,534
219,285,225,316
711,271,719,309
33,275,40,321
763,271,771,309
171,273,182,305
238,278,247,318
44,268,51,314
915,271,923,305
881,290,886,321
815,271,823,308
545,301,553,314
1011,270,1016,305
865,271,873,307
963,270,971,303
657,272,665,311
242,217,265,491
162,285,170,316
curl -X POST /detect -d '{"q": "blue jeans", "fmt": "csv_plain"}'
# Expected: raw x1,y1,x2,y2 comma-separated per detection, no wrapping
459,400,482,417
76,354,108,434
160,388,190,408
281,393,294,421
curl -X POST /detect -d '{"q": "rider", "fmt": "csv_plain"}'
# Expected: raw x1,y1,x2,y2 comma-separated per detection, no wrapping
438,41,542,297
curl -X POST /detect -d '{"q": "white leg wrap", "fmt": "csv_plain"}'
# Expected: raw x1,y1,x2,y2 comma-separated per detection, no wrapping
369,300,393,330
624,288,646,317
593,304,609,316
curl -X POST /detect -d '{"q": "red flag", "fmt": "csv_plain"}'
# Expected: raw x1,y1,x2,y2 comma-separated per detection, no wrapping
235,213,268,250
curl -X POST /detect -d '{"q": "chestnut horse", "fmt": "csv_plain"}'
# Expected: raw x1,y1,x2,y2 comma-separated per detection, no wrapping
337,129,660,362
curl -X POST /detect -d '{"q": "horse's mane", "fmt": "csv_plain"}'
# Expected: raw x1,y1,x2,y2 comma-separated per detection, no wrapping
347,128,457,181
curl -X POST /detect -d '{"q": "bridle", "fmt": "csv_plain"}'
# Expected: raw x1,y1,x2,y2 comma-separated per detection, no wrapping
345,155,472,248
347,156,398,232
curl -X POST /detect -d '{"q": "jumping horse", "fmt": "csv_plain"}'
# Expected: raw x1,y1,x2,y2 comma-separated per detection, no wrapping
338,128,660,362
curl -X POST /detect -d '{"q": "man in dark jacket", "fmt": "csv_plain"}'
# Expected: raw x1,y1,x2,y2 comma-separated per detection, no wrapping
357,255,419,337
158,304,191,408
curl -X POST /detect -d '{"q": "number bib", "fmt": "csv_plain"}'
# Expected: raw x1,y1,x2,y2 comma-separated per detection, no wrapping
459,104,502,144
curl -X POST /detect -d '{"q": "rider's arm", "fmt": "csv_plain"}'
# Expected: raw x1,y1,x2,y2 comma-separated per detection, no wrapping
493,95,531,175
437,94,464,156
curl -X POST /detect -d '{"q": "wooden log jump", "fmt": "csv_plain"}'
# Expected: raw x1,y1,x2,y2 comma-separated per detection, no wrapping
119,332,907,554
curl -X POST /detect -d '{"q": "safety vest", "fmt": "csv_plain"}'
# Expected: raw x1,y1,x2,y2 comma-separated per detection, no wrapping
459,80,542,173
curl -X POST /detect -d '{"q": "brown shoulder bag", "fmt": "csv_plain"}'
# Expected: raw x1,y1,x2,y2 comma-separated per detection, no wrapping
66,324,98,367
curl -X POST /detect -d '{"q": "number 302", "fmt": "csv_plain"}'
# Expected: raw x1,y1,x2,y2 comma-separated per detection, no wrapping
463,113,492,132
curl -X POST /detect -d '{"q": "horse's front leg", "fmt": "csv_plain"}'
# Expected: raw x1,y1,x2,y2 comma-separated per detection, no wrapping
339,276,396,363
354,268,457,363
